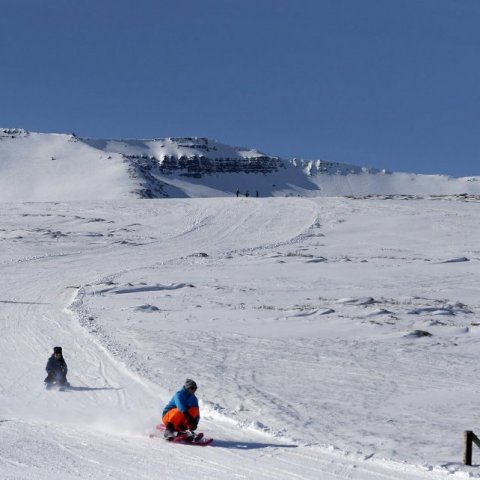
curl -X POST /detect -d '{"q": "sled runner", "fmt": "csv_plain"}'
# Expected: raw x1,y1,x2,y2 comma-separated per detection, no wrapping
149,423,213,446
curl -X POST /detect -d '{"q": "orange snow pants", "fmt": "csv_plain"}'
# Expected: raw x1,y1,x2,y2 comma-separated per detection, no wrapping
162,406,199,431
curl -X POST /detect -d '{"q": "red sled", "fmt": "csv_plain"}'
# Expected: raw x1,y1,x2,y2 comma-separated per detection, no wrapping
149,423,213,446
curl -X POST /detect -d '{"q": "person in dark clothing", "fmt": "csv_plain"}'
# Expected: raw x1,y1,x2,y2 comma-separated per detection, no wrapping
44,346,69,388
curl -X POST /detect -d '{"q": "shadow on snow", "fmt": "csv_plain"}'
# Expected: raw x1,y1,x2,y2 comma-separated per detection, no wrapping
211,439,298,450
67,386,122,392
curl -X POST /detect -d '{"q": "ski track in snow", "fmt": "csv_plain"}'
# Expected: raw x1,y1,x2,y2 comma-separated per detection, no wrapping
0,198,479,479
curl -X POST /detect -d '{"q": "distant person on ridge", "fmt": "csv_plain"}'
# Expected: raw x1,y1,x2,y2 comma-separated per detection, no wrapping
162,379,200,441
44,346,69,389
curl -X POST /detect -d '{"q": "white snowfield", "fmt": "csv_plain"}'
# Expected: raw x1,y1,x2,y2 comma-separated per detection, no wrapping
1,196,480,479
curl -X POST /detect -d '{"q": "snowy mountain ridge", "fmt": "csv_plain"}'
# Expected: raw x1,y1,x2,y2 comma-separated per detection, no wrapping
1,128,479,201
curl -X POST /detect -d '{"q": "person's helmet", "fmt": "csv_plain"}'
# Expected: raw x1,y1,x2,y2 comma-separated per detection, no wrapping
53,346,63,355
184,379,197,391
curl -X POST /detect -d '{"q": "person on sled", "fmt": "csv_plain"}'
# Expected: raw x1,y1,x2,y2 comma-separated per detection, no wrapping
44,346,69,388
162,379,200,441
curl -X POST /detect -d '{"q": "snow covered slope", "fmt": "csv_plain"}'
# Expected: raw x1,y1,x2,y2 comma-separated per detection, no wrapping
1,197,480,479
1,128,479,201
0,129,137,201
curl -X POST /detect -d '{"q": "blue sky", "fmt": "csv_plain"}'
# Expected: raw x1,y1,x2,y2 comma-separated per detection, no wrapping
1,0,478,176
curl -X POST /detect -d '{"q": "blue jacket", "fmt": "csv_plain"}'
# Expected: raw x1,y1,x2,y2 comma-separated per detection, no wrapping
162,386,199,419
46,355,68,375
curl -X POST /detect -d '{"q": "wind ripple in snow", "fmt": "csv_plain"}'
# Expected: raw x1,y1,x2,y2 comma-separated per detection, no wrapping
438,256,470,263
92,283,194,295
360,308,393,318
337,297,375,306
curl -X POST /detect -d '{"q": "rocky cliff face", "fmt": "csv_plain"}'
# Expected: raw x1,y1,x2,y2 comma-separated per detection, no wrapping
121,137,285,178
0,128,29,138
125,153,284,178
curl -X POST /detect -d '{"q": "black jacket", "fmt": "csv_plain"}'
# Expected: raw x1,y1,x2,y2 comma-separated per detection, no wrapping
46,354,68,375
